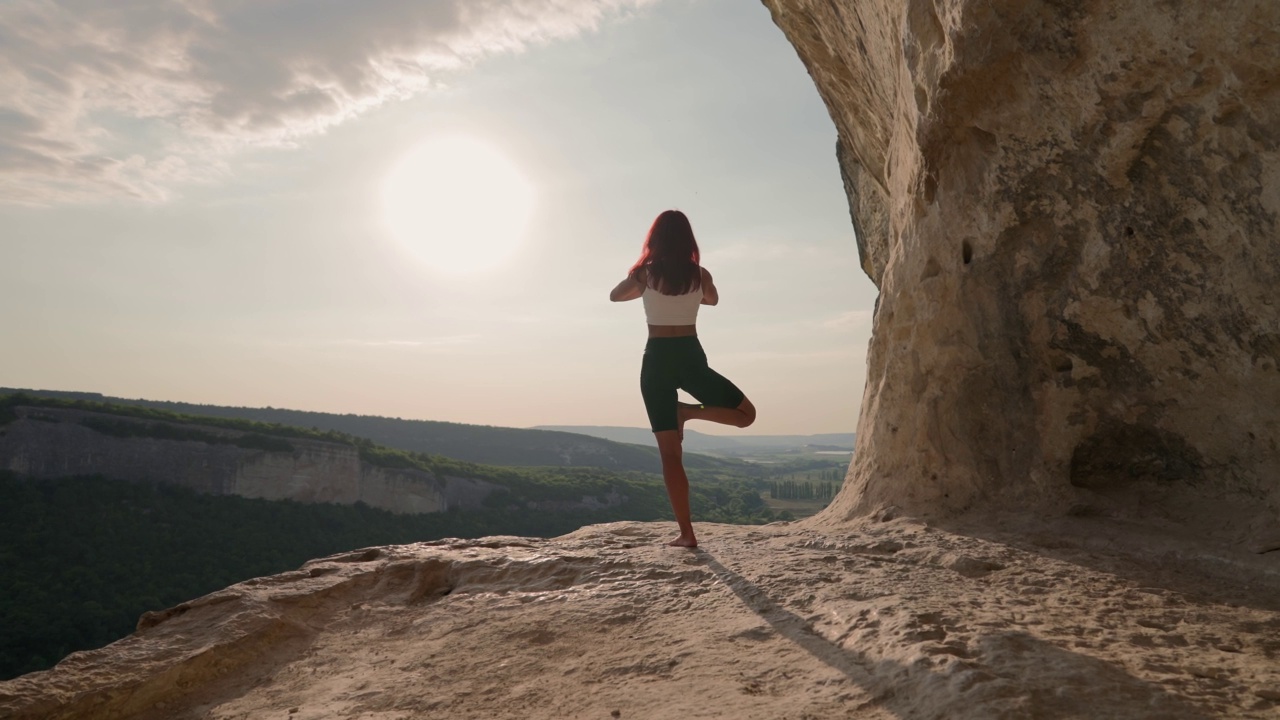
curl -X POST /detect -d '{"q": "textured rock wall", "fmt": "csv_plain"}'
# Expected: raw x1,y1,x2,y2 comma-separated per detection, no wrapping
0,407,486,515
764,0,1280,539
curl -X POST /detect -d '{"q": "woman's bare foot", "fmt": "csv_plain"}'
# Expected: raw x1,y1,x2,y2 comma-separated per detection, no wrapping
668,534,698,548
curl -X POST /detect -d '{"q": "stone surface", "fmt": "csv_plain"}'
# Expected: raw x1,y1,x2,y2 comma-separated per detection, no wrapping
1,518,1277,719
763,0,1280,540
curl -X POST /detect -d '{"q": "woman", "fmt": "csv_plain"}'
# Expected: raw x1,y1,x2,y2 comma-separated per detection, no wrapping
609,209,756,547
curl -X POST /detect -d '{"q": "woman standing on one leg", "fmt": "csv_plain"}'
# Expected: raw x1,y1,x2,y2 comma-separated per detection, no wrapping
609,209,757,548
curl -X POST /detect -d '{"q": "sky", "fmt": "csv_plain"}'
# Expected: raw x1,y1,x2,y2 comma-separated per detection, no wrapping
0,0,879,436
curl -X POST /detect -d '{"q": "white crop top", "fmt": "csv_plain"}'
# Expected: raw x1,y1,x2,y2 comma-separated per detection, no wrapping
643,285,702,325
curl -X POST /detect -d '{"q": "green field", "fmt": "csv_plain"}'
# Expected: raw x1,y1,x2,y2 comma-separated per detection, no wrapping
756,461,846,518
760,494,831,519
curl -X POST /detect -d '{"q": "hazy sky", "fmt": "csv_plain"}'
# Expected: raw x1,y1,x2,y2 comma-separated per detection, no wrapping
1,0,878,435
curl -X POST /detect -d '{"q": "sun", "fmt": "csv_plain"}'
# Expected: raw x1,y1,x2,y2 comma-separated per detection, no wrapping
382,136,535,273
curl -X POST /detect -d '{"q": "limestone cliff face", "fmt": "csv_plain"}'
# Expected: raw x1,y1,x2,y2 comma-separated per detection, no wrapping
229,443,451,513
764,0,1280,538
0,407,491,515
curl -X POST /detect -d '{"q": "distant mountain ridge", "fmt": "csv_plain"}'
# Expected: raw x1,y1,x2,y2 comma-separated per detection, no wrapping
534,425,855,455
0,403,499,515
0,389,743,474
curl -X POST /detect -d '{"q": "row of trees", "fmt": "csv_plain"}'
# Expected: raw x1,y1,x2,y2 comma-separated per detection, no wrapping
769,480,839,501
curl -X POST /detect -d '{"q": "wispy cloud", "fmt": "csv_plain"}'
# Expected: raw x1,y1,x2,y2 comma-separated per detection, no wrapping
704,242,826,264
320,335,482,350
252,334,481,351
813,310,873,331
718,347,866,366
336,335,479,348
0,0,655,204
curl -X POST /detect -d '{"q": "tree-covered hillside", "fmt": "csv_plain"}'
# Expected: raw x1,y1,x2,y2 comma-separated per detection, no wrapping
0,392,840,681
1,389,740,473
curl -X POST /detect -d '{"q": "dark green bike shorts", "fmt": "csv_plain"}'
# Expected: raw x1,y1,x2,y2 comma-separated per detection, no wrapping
640,336,745,433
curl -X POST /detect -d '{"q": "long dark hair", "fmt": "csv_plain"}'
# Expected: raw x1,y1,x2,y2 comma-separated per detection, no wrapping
628,209,702,296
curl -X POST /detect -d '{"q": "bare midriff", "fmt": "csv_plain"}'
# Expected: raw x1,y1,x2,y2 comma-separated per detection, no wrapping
648,324,697,338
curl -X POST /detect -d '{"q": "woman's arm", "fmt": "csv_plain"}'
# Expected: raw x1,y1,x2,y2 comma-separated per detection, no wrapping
700,267,719,306
610,267,646,302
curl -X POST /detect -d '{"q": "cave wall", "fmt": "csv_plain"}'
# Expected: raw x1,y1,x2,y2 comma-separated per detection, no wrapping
763,0,1280,537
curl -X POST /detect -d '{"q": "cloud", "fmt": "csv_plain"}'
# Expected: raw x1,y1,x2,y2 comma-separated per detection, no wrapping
717,347,866,366
0,0,654,204
332,335,480,349
266,334,481,349
815,310,873,331
705,242,826,264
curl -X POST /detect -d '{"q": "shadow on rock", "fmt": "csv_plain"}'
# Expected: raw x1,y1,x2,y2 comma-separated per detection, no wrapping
698,549,1212,720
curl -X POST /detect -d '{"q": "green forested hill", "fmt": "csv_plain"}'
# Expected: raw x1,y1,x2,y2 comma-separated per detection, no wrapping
0,392,839,681
0,394,789,681
2,388,739,473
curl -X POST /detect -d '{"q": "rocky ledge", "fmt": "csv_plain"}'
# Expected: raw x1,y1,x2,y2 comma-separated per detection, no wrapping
2,517,1277,719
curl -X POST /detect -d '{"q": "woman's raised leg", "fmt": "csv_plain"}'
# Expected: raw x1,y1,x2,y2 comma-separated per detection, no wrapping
678,396,756,433
654,429,697,547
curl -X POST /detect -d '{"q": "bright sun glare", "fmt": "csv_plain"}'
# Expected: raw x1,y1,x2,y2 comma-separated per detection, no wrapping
382,136,535,273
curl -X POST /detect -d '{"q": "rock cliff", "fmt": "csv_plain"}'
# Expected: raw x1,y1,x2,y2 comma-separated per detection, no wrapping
763,0,1280,542
1,519,1277,719
0,406,496,514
